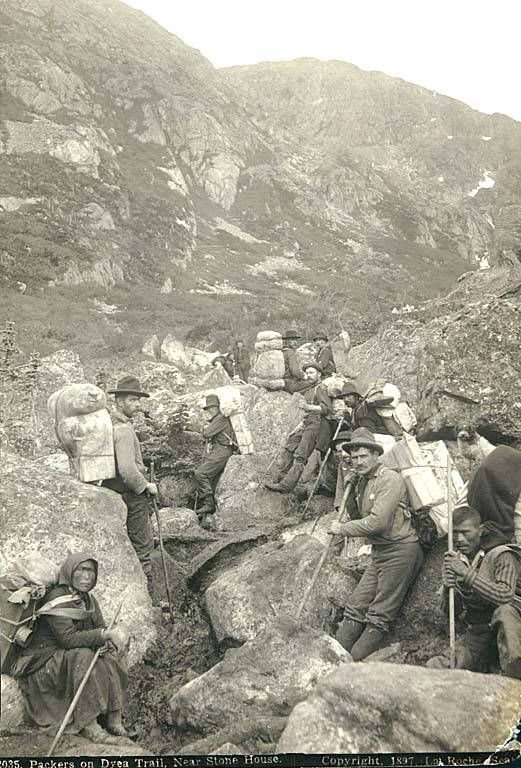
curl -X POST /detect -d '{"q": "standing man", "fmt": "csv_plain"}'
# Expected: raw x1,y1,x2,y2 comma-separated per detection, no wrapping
282,329,311,394
313,332,336,376
103,376,156,587
265,363,332,493
194,394,237,529
328,427,423,660
232,339,250,382
427,504,521,677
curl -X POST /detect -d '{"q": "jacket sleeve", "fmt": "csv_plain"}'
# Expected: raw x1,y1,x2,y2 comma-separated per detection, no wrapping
203,414,230,439
46,598,106,650
113,424,148,494
316,385,333,417
461,551,518,606
342,470,404,537
287,349,304,379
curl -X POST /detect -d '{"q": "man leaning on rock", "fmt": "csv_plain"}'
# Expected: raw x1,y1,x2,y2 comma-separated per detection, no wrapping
102,375,156,589
329,428,423,659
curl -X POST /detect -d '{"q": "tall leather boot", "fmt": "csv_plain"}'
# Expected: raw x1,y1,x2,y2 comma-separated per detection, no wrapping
335,618,365,652
350,625,386,661
266,449,294,485
266,460,305,493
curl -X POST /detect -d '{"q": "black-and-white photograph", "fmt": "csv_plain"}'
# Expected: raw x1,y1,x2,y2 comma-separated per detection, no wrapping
1,0,521,762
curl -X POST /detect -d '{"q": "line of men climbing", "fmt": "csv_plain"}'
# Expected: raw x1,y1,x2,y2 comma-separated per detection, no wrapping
99,333,521,673
10,336,521,748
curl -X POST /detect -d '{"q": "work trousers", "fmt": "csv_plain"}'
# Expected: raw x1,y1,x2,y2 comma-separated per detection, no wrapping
453,603,521,677
342,540,424,633
193,447,233,499
283,418,321,466
121,491,154,576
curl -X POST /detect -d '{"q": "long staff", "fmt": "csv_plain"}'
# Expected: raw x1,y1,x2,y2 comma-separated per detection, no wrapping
296,477,354,620
447,452,456,669
150,460,174,622
47,600,124,756
301,419,344,517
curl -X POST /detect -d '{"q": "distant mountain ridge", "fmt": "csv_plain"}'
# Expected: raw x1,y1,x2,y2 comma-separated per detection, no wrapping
1,0,520,361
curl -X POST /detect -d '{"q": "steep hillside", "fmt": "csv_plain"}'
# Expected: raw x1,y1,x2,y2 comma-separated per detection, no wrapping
1,1,520,364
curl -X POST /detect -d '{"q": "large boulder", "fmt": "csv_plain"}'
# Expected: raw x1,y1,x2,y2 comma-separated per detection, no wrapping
204,535,357,644
215,454,300,533
160,334,190,368
141,334,160,361
135,360,186,394
1,453,156,669
169,618,350,736
34,348,85,453
0,676,25,731
277,662,521,753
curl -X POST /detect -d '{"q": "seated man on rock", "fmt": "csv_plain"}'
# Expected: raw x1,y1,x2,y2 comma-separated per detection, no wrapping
194,393,238,528
265,362,332,493
328,428,423,660
313,331,336,376
281,329,312,394
427,504,521,677
10,553,129,744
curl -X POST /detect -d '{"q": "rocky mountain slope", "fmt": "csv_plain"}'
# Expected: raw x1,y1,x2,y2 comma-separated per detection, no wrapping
1,0,520,365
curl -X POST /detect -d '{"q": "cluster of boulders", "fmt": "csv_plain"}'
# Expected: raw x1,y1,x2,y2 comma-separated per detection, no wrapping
2,323,521,754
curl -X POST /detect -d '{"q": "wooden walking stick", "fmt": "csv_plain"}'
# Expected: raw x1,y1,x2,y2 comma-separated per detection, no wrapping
301,419,344,517
296,477,354,620
447,452,456,669
47,600,124,756
150,460,175,623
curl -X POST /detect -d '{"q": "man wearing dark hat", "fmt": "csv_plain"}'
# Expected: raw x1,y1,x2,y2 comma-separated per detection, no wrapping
328,427,423,660
265,362,332,493
313,332,336,377
103,376,157,584
281,330,311,394
194,394,237,528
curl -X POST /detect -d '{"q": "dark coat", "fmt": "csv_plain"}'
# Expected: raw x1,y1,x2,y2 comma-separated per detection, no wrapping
315,345,336,376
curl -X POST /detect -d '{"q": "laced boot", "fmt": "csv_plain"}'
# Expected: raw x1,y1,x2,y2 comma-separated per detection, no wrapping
350,625,386,661
335,618,365,652
265,460,305,493
196,496,215,517
264,449,294,487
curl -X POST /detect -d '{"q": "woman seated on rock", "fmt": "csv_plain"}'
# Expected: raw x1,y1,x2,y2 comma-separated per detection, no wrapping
10,552,129,744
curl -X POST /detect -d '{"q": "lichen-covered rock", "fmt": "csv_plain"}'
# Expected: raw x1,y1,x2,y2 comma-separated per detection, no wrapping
0,453,156,668
142,334,161,361
204,535,357,644
215,454,299,533
135,360,186,393
0,676,25,731
160,335,190,368
153,506,199,536
277,662,521,753
169,618,350,736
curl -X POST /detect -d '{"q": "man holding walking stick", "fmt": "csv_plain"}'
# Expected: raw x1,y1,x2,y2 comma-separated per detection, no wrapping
328,428,423,660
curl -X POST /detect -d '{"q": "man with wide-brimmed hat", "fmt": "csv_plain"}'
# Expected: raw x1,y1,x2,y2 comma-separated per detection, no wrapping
265,362,332,493
103,376,156,585
281,329,310,394
313,331,336,377
328,427,423,660
194,393,237,529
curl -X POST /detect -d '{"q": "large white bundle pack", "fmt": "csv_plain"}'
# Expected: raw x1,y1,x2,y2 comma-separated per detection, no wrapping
210,385,242,417
253,349,285,380
47,383,115,483
229,411,254,455
323,374,348,397
254,338,283,352
256,330,282,342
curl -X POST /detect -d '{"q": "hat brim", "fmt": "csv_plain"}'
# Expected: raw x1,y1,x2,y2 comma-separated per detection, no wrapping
347,439,384,455
283,336,301,340
107,389,150,398
313,336,328,342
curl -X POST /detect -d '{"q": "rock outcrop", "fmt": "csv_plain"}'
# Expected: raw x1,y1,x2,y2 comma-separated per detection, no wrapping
169,618,349,736
204,535,357,644
277,662,521,753
0,453,157,668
